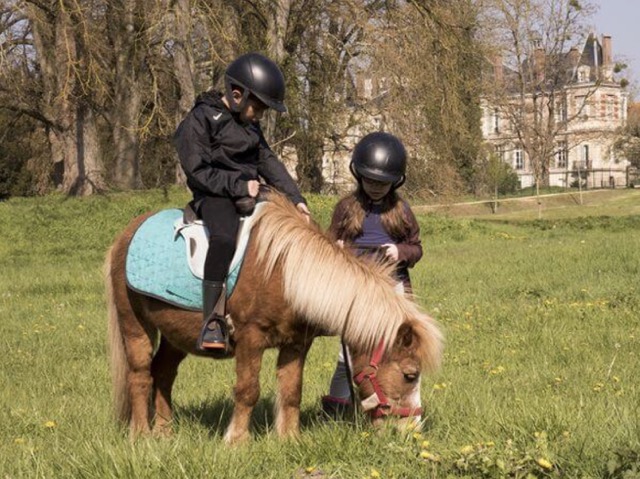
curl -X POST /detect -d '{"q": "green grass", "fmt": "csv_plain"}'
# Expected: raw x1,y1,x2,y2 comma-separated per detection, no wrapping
1,187,639,478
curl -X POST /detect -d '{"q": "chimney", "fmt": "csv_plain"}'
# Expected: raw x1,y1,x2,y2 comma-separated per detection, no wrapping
568,47,580,67
602,35,612,66
533,48,545,83
493,53,504,84
601,35,614,81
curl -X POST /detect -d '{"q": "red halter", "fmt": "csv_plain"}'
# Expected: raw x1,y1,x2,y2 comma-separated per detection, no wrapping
352,339,423,419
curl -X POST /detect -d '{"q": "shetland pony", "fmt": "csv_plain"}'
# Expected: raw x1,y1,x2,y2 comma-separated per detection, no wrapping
105,193,442,443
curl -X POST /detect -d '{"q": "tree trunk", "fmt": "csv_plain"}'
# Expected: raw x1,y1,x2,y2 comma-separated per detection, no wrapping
264,0,291,142
111,0,144,189
27,1,105,196
171,0,196,186
295,135,324,192
62,102,105,195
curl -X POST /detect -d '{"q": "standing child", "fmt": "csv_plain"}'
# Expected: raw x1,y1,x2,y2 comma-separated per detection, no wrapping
321,131,423,415
174,53,310,352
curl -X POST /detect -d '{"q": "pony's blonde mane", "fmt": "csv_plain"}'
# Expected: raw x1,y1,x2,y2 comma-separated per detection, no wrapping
251,193,440,360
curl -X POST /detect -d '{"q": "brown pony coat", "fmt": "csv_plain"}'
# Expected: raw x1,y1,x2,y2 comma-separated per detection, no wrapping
106,193,442,443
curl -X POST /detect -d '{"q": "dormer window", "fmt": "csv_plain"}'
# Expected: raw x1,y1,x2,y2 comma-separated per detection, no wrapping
577,65,590,83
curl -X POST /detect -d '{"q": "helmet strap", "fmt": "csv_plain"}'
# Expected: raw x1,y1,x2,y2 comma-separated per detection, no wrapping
349,162,360,180
224,76,250,113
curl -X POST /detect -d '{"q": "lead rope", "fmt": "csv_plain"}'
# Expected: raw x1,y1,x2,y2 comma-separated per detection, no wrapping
339,296,360,424
341,340,357,413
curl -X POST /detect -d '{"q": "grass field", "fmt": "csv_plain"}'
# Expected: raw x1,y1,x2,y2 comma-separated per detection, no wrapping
1,188,639,478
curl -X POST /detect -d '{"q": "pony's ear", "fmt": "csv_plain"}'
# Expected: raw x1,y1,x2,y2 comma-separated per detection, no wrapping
395,322,416,350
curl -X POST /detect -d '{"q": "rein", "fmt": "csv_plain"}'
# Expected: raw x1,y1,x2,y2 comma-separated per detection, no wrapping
349,339,423,419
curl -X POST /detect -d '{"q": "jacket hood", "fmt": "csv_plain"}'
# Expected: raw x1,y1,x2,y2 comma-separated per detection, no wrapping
195,91,225,108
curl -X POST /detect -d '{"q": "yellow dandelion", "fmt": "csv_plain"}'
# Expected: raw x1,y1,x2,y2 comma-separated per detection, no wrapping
537,458,553,470
421,440,430,449
420,451,440,462
412,432,423,441
14,438,25,444
305,466,316,474
361,432,370,438
485,441,495,447
460,445,474,455
370,468,381,478
43,420,56,429
433,384,442,390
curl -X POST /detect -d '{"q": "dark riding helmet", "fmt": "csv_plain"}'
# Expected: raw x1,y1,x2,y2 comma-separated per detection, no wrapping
349,132,407,188
224,53,287,113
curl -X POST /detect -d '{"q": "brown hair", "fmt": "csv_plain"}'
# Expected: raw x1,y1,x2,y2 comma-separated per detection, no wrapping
334,188,410,241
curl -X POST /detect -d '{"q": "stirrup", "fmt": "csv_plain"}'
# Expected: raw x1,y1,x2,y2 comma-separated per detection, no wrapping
197,316,229,351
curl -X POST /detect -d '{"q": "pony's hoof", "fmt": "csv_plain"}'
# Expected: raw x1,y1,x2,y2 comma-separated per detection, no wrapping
152,425,173,438
223,428,250,445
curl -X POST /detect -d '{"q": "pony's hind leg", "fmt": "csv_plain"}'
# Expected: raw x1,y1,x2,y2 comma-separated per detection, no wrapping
106,247,157,437
151,336,187,436
275,341,312,438
121,319,157,437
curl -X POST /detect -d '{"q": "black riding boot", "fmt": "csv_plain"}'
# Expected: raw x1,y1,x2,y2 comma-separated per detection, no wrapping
197,280,228,351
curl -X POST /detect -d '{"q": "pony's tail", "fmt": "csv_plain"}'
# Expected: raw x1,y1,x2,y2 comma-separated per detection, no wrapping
105,246,131,424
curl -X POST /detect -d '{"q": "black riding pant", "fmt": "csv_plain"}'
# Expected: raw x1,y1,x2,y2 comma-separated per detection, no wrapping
198,196,240,281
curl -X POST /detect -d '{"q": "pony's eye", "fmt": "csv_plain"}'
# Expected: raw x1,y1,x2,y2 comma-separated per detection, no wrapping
403,372,419,383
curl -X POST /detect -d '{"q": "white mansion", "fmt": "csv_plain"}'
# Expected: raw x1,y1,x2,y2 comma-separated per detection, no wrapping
482,34,630,189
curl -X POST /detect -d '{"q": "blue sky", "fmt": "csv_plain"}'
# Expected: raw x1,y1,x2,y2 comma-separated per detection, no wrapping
592,0,639,92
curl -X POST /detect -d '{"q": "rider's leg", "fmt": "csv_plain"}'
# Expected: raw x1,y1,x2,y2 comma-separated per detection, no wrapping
322,346,353,417
197,197,239,350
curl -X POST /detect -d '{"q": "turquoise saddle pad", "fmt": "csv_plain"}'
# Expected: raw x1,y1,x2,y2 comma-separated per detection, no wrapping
125,209,241,311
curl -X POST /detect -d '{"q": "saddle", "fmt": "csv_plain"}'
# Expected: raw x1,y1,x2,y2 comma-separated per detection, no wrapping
124,200,265,312
174,199,265,282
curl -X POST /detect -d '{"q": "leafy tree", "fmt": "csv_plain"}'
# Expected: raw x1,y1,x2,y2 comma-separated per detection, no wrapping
357,0,484,198
614,102,640,169
481,0,598,194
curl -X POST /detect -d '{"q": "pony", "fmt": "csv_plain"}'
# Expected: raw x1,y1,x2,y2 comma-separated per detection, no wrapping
105,192,443,444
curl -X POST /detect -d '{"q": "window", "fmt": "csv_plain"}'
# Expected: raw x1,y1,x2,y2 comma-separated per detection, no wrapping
606,95,616,119
495,144,505,162
556,96,568,122
514,149,524,170
556,141,568,168
577,65,590,83
575,95,589,119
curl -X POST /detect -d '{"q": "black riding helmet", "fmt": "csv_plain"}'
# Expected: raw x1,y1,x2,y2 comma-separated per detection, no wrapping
350,132,407,188
224,53,287,113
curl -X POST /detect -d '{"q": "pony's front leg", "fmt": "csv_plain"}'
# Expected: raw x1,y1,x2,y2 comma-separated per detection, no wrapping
224,332,264,445
275,342,312,438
